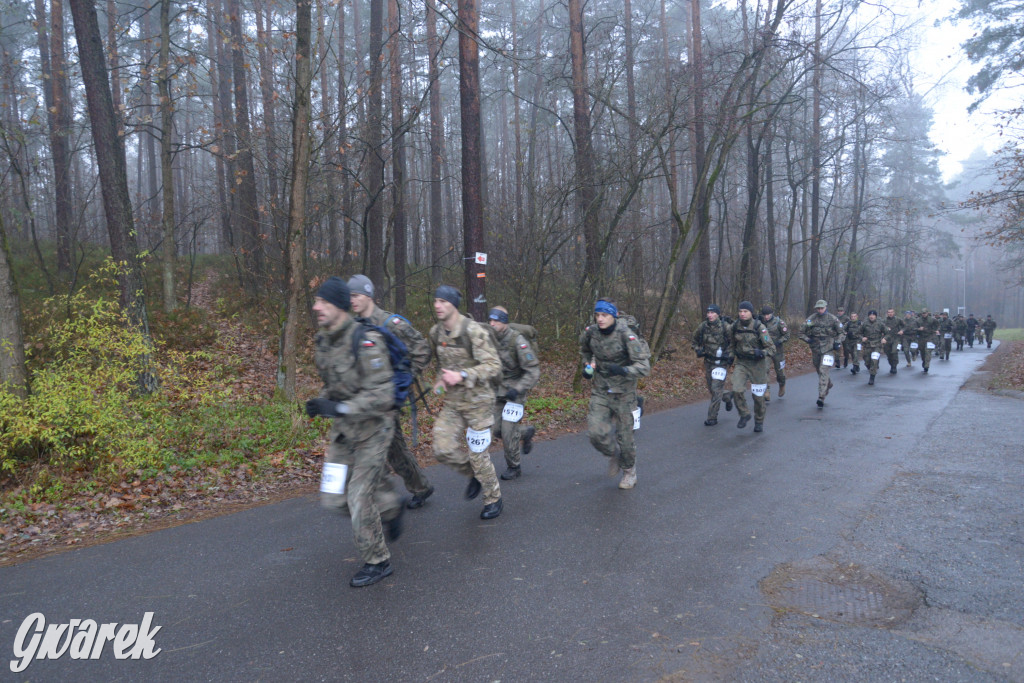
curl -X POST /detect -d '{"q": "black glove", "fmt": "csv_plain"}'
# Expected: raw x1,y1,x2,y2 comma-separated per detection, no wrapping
305,398,348,418
775,341,783,349
723,356,734,367
753,349,765,359
833,341,842,351
605,364,629,377
505,389,519,402
582,364,595,380
694,349,705,358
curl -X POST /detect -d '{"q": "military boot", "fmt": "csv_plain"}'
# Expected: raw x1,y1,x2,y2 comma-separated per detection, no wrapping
500,466,522,480
868,375,875,386
350,561,393,588
764,388,771,403
778,383,785,397
618,467,637,489
521,426,536,455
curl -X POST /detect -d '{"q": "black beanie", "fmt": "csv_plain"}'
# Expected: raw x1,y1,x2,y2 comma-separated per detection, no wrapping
761,305,774,315
435,284,461,309
739,301,755,313
317,276,350,310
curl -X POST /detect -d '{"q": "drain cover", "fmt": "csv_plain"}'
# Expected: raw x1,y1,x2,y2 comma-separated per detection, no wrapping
761,556,922,628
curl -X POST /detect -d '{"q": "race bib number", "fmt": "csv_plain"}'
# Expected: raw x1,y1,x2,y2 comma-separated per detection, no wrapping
871,351,881,360
632,407,641,431
710,367,728,381
821,354,835,367
779,360,786,369
751,383,767,397
466,427,492,453
501,401,524,423
944,333,952,339
926,342,935,350
856,343,862,351
320,463,348,495
910,342,919,350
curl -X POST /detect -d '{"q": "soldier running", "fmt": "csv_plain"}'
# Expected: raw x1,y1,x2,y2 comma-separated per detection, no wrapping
488,306,540,481
799,299,844,408
759,305,789,401
726,301,774,432
691,304,733,426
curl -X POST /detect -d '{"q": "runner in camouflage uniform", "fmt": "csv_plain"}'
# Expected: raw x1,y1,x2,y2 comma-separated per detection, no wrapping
429,285,504,520
836,307,852,368
937,311,954,360
306,277,404,588
900,310,918,367
882,308,902,375
759,305,789,401
691,304,733,426
953,314,967,351
726,302,774,432
843,312,863,374
348,275,434,510
982,315,997,348
965,314,978,348
580,299,651,489
488,306,540,481
799,299,845,408
858,310,887,385
914,308,940,373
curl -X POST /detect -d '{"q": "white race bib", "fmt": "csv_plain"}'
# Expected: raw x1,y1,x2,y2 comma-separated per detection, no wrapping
779,360,786,369
871,351,881,360
320,463,348,495
821,354,835,367
466,427,492,453
897,344,902,351
910,342,919,350
711,367,728,381
944,333,952,339
856,343,862,351
632,407,641,431
501,401,525,423
926,342,935,350
751,383,768,397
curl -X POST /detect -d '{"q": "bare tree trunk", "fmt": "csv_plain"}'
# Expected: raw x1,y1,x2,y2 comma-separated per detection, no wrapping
229,0,264,285
458,0,485,320
280,0,312,400
318,0,339,263
106,0,121,125
337,0,351,271
765,133,780,307
806,0,822,314
159,0,177,311
691,0,711,308
142,4,159,239
568,0,599,299
365,0,385,287
207,0,233,255
511,0,523,231
388,0,407,311
0,213,28,397
68,0,156,390
426,0,444,282
255,1,284,251
34,0,74,277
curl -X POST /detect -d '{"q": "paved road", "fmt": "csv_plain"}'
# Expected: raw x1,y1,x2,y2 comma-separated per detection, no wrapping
2,344,1021,681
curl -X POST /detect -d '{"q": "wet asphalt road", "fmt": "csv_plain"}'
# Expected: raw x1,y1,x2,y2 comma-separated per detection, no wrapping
1,343,1021,682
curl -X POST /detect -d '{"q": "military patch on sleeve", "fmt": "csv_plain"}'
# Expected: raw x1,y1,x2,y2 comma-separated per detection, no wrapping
782,326,788,332
628,335,637,341
361,340,376,347
805,318,812,324
526,353,535,361
393,317,402,325
519,343,529,349
371,358,383,369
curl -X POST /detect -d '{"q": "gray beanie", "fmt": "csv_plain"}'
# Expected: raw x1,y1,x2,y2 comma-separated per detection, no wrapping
435,284,461,309
347,274,374,298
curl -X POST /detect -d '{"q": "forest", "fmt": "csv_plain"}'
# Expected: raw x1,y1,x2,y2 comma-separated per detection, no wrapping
0,0,1023,513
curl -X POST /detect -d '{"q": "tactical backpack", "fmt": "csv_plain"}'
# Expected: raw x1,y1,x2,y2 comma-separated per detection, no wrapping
430,315,500,358
509,322,539,358
352,322,414,410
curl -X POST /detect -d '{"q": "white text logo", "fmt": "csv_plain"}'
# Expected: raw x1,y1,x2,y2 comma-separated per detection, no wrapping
10,612,162,673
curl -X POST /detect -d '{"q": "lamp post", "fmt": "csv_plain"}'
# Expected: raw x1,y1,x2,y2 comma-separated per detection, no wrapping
953,266,965,316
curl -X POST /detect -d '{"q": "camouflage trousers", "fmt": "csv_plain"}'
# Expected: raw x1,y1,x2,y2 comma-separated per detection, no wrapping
432,402,501,505
884,342,899,371
862,346,883,376
941,338,952,359
811,349,837,400
731,359,767,423
587,389,638,470
492,399,527,469
321,422,400,565
903,342,918,364
703,360,733,421
767,351,786,386
919,342,933,369
386,412,432,496
985,330,994,347
841,340,857,367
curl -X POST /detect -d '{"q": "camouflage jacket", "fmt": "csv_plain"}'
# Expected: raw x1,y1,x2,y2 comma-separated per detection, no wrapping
965,317,978,331
799,311,845,354
430,315,501,409
899,316,919,344
859,319,887,349
937,317,954,335
883,316,902,344
493,325,540,398
726,318,774,361
953,318,967,335
844,318,863,342
691,319,732,363
580,318,651,394
761,315,790,348
917,314,940,341
313,316,395,443
360,306,431,376
982,318,997,332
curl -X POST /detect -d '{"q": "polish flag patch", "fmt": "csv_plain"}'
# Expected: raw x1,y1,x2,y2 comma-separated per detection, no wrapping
361,340,376,347
520,343,529,349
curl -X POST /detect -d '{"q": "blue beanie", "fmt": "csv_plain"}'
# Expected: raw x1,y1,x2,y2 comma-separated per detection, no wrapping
435,284,461,308
317,276,350,310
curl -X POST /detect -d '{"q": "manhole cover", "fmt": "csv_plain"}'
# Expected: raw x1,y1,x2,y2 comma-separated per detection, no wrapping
761,556,922,628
